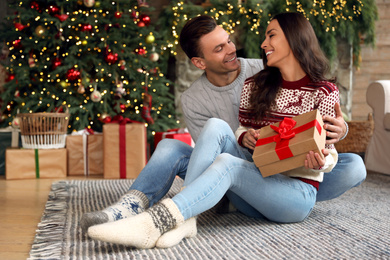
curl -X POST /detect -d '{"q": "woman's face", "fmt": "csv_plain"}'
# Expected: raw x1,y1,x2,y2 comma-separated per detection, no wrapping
261,19,295,69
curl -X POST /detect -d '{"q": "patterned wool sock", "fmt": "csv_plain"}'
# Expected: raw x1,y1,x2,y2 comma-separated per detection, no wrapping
87,198,184,249
80,189,149,232
156,216,197,248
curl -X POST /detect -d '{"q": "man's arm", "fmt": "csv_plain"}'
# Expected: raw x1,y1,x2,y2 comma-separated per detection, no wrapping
322,103,348,145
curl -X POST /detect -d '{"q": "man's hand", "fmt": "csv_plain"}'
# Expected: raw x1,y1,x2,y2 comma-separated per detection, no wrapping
242,129,260,150
322,103,346,145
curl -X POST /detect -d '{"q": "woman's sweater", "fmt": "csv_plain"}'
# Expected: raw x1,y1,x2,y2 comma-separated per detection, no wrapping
235,75,339,183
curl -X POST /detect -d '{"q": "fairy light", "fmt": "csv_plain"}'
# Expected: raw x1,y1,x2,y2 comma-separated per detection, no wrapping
163,0,365,56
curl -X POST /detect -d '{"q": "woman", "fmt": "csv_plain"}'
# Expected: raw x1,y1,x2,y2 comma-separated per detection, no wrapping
87,12,339,249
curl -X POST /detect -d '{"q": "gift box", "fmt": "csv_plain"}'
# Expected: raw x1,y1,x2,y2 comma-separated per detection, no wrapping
66,131,103,176
0,127,21,175
154,128,194,149
253,109,326,177
103,120,147,179
5,148,67,180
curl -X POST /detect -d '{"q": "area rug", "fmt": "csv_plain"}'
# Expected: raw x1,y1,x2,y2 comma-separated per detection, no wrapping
29,173,390,260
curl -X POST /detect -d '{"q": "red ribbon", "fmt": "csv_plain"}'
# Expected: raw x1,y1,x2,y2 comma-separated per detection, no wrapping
85,127,95,135
107,115,142,179
256,118,322,160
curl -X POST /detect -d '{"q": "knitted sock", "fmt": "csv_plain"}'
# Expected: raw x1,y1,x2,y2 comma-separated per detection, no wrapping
156,216,197,248
88,198,184,249
80,189,149,232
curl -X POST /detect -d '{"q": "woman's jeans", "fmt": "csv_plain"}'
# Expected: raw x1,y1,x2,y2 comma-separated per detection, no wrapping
130,118,366,222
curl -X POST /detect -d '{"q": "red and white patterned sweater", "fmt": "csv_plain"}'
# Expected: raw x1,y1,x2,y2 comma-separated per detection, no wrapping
235,75,339,182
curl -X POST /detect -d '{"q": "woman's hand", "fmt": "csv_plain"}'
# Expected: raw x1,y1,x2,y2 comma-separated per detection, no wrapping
305,149,329,170
323,103,346,145
242,128,260,150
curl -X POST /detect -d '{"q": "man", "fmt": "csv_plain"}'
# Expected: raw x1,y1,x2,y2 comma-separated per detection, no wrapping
81,15,366,247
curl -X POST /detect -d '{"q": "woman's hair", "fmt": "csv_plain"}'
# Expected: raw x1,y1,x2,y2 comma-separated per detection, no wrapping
179,15,217,59
250,12,335,121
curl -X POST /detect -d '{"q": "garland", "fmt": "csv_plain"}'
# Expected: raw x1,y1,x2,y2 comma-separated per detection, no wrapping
157,0,378,68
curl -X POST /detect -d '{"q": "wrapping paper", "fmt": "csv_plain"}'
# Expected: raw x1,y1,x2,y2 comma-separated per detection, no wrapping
154,128,194,148
66,132,103,176
0,127,21,175
5,148,67,180
103,122,147,179
253,110,326,177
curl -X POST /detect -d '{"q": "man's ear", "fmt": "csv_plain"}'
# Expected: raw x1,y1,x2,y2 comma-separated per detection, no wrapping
191,57,206,70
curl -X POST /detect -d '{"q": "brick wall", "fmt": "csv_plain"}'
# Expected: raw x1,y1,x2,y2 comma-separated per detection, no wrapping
352,0,390,120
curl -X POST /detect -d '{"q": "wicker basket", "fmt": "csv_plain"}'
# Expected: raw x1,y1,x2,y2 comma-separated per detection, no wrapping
335,113,374,154
17,107,70,149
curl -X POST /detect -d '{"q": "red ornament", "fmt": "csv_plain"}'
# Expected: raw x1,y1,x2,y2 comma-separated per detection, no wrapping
120,104,126,110
131,10,138,19
139,14,151,26
30,1,41,12
114,11,122,18
14,22,27,31
55,14,69,22
136,48,146,55
66,68,81,81
80,24,93,32
12,39,22,49
105,52,118,64
6,74,15,82
52,57,62,70
137,21,145,27
48,5,60,15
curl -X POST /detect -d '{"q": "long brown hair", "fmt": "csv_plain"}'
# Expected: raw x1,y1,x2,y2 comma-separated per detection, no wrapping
250,12,336,120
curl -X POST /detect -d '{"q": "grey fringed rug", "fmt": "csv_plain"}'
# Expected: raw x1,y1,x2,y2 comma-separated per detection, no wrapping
29,173,390,260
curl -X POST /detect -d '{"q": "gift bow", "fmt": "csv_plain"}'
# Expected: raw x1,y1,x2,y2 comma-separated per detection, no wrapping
256,117,322,161
109,115,141,125
270,118,296,142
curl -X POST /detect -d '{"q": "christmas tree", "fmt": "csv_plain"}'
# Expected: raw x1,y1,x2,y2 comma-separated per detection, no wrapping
0,0,178,144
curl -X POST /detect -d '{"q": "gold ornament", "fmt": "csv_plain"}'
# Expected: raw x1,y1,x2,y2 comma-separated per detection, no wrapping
77,84,85,94
145,34,155,44
83,0,95,7
60,80,68,88
35,25,45,37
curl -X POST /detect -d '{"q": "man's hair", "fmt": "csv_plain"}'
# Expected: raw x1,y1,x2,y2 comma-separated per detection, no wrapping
179,15,217,59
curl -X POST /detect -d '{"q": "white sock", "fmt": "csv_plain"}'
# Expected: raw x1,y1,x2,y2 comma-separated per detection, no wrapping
103,190,148,221
88,198,184,249
156,216,197,248
80,189,148,232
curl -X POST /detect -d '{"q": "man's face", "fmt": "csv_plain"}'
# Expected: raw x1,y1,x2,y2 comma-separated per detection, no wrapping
196,26,240,74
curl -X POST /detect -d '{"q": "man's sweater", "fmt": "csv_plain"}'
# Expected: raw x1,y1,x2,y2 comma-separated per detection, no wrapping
181,58,264,142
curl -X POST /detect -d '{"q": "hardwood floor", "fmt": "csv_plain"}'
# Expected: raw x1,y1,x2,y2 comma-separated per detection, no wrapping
0,175,103,260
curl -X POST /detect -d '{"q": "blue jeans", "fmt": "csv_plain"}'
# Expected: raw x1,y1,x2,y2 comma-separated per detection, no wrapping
130,118,366,221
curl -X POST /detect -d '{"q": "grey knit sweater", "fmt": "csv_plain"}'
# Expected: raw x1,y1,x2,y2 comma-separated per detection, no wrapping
181,58,264,142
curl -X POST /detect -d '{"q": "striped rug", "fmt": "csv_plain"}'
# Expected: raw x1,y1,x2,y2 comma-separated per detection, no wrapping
29,173,390,259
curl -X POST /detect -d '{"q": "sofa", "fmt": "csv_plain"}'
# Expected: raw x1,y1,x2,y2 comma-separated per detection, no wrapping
365,80,390,175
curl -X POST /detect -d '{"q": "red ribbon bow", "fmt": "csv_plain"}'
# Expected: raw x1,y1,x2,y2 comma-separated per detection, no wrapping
256,117,322,161
270,118,296,142
104,115,141,125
